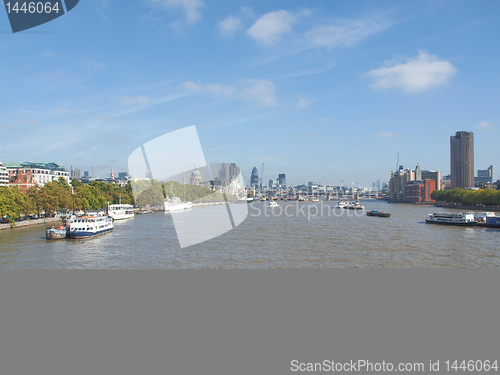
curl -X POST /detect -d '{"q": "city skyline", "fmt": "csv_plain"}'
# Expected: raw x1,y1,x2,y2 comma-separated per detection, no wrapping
0,1,499,186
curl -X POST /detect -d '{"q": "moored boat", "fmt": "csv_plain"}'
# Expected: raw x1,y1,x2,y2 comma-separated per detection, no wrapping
107,203,135,220
164,196,193,212
135,210,153,215
268,201,278,207
69,212,114,239
475,213,500,228
46,224,68,240
425,212,476,226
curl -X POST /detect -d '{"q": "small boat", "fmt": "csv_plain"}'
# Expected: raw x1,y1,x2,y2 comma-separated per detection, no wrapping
164,196,193,212
298,196,308,202
425,212,476,226
346,201,364,210
367,210,391,218
268,201,278,207
337,200,348,209
69,212,114,239
246,197,254,203
46,224,68,240
135,210,153,215
311,197,320,202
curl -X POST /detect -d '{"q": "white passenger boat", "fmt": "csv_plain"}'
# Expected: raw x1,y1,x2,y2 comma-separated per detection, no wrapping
425,212,476,226
107,203,135,220
346,201,364,210
164,196,193,212
69,212,114,239
337,200,348,209
268,201,278,207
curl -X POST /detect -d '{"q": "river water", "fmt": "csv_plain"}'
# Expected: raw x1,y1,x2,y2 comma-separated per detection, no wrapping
0,201,499,269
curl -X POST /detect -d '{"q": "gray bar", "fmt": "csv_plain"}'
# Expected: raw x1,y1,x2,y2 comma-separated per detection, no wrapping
0,270,498,375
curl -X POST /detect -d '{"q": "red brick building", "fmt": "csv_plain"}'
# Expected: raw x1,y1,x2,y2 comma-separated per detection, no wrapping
404,179,436,203
8,169,35,194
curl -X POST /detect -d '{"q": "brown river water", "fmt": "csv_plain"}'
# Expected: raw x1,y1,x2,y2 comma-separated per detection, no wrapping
1,201,499,269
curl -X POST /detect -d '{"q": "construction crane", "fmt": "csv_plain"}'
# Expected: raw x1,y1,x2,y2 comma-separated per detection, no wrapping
260,163,264,194
396,153,399,172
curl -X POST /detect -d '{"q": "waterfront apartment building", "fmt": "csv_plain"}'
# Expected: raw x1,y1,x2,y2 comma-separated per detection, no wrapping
0,162,9,187
450,131,474,189
5,162,70,193
389,166,412,201
421,170,441,190
404,180,436,203
389,164,440,201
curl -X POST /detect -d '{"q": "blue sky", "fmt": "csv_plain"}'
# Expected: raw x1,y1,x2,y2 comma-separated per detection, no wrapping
0,0,498,186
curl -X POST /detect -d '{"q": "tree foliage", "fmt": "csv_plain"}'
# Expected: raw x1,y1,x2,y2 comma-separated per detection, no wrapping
0,178,239,217
0,179,138,217
431,188,500,206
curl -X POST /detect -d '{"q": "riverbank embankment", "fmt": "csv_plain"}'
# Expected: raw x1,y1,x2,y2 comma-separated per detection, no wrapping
0,217,61,231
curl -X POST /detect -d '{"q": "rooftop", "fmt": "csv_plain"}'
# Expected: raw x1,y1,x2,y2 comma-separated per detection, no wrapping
3,161,67,171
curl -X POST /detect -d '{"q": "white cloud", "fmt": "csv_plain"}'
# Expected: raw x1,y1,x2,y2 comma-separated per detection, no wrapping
181,79,277,107
376,132,400,138
219,15,244,37
206,83,235,96
146,0,204,26
247,10,296,47
120,95,150,106
305,18,390,49
475,121,494,130
365,51,457,93
239,79,277,107
181,80,202,92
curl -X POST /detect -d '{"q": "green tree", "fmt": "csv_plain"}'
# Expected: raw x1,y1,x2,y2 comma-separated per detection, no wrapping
0,186,25,224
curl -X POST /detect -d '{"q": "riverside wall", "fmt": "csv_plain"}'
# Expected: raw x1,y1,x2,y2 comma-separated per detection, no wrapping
0,217,62,231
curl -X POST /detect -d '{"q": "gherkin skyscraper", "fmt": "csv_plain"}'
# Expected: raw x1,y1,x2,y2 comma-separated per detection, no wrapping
250,167,259,189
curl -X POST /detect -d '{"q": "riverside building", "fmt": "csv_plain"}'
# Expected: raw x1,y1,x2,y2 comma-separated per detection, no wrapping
5,161,70,193
0,162,9,187
389,163,439,202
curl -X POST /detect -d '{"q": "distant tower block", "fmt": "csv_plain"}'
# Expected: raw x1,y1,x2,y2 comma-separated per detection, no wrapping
450,131,474,189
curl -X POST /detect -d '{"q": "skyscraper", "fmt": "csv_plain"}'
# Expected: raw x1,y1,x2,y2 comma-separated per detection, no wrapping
278,173,286,189
250,167,259,188
450,131,474,189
